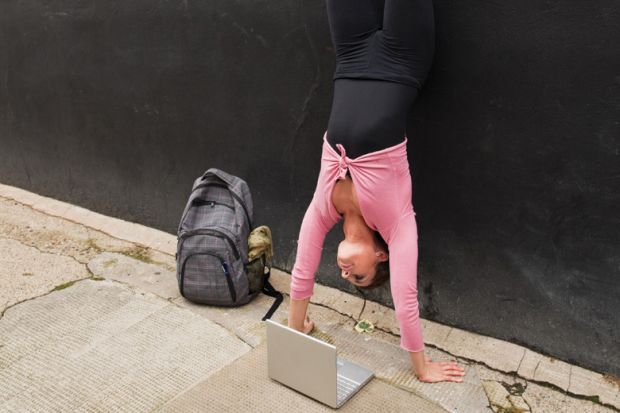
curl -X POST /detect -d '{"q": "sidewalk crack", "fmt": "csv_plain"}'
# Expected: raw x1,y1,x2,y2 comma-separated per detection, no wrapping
0,275,93,320
533,359,542,379
0,234,89,266
516,349,526,374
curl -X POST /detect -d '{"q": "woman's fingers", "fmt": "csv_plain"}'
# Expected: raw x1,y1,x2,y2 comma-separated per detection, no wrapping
443,367,466,377
443,365,465,380
439,360,465,380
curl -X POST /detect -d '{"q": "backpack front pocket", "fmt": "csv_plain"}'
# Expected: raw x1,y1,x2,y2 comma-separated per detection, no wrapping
178,228,240,260
180,197,237,235
180,252,237,304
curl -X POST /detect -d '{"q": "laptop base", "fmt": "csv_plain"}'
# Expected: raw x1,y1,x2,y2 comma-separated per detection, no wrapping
336,356,374,407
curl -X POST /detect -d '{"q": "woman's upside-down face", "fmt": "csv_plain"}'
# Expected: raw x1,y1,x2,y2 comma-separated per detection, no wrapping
337,237,388,287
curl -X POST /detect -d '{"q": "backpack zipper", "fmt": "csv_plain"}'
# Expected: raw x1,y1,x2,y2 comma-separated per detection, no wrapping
192,199,234,210
192,182,253,230
180,252,237,303
178,228,240,260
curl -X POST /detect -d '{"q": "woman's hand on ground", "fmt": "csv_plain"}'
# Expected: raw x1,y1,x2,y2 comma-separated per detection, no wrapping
416,356,466,383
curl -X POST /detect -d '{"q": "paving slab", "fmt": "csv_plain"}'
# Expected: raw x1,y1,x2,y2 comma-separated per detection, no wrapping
7,188,176,256
156,342,450,413
0,196,134,265
522,381,616,413
0,279,250,412
88,251,180,301
174,290,290,348
0,196,175,271
482,380,530,412
568,364,620,406
476,362,619,413
0,237,89,314
440,327,525,374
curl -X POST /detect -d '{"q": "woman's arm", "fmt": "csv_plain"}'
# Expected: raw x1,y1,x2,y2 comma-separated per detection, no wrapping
288,196,339,332
389,210,465,382
387,210,425,357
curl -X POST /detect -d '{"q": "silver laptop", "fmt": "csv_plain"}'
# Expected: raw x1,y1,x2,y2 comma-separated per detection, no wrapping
265,318,374,408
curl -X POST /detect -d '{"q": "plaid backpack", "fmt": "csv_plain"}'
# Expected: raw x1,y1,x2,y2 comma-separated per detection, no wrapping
176,168,282,320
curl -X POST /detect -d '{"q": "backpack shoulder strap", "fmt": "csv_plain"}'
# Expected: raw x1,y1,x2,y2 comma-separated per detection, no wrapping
260,270,283,321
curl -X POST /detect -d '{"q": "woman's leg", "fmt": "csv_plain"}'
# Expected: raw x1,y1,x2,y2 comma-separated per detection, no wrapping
325,0,432,159
382,0,436,87
326,0,384,44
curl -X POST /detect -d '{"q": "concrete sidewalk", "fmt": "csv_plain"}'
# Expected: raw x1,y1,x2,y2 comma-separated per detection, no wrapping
0,183,618,413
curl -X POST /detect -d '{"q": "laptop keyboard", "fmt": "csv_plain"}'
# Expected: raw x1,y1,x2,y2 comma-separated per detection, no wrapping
337,374,359,403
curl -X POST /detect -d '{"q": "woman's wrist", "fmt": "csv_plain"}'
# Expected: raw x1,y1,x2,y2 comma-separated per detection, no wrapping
288,296,311,331
408,349,427,377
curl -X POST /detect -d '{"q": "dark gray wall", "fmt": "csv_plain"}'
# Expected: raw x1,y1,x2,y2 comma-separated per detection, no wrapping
1,1,618,376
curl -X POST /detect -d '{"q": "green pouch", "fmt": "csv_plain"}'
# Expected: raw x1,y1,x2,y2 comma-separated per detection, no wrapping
246,225,273,294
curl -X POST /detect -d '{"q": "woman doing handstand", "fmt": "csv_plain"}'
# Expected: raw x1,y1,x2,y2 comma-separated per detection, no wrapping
287,0,465,383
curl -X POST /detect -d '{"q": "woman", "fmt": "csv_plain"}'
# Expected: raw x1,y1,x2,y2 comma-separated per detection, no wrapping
288,0,465,383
